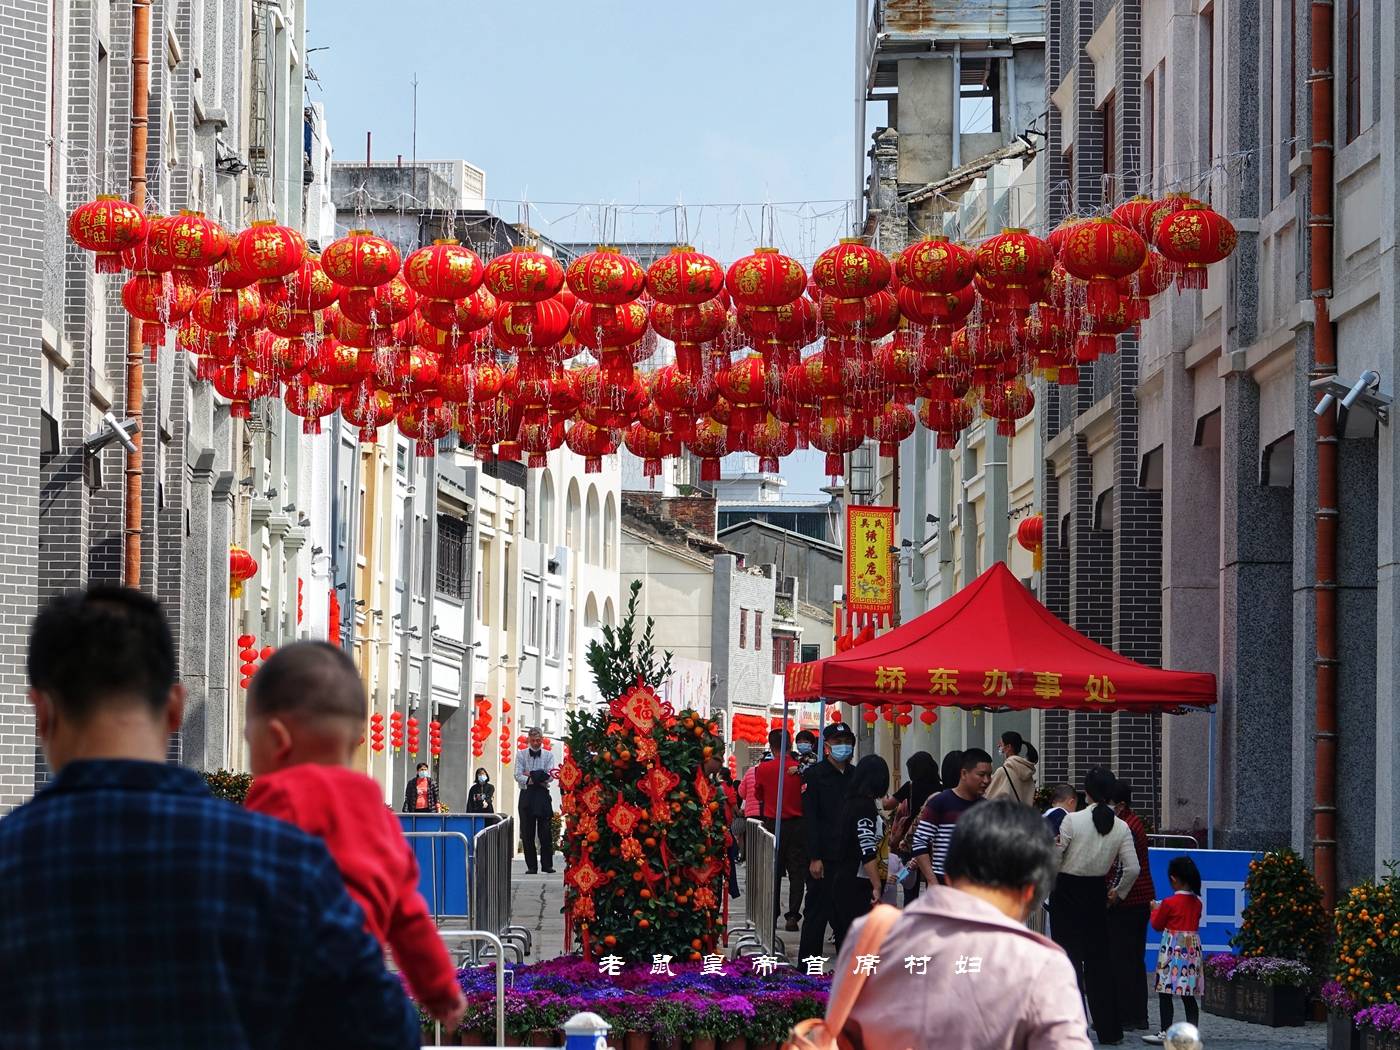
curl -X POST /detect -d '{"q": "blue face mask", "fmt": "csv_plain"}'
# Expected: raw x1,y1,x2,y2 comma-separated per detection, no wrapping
829,744,854,762
796,742,813,755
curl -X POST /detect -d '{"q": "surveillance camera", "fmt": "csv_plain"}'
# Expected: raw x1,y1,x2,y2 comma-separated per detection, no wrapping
1340,370,1381,411
84,412,140,455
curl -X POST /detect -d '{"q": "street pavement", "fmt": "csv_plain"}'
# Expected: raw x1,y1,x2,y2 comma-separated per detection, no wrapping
504,856,1326,1049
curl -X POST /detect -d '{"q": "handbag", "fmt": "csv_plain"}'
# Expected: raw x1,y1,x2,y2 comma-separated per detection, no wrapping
782,904,903,1050
886,799,912,856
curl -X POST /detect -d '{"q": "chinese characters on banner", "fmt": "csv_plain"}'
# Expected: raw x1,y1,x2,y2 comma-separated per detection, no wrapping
868,664,1119,706
845,506,896,629
592,953,987,978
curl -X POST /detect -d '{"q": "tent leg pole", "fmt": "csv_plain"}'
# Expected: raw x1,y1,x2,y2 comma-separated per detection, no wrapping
1206,706,1215,850
771,696,791,956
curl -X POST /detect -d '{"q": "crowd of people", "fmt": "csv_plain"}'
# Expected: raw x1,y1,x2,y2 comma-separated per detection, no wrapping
737,727,1206,1047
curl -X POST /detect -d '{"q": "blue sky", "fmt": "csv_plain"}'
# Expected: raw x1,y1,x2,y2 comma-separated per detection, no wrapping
310,1,864,495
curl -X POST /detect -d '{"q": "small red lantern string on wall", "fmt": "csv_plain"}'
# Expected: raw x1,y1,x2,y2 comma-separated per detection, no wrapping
428,719,442,759
389,711,404,752
369,713,385,753
406,716,420,756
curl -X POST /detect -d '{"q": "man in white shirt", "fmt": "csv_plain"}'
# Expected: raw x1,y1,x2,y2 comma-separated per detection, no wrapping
514,728,558,874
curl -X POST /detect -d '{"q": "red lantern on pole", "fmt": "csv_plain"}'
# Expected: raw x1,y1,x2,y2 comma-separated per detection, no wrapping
406,716,420,756
1017,513,1045,572
370,712,385,753
389,711,404,752
229,545,258,599
428,719,442,759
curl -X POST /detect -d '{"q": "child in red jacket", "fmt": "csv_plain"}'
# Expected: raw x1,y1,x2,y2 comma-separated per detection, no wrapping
242,642,465,1029
1144,855,1205,1044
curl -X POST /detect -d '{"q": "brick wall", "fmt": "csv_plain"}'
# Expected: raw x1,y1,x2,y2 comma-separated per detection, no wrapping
0,0,49,810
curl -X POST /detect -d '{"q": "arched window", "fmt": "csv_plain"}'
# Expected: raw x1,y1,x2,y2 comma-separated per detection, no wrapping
539,471,556,549
603,597,616,627
585,486,601,565
565,480,581,549
584,593,600,628
603,493,617,570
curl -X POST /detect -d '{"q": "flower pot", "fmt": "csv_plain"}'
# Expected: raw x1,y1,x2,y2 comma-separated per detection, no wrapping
1329,1011,1361,1050
529,1030,557,1047
1203,973,1235,1018
688,1038,717,1050
720,1039,746,1050
624,1034,651,1050
1361,1032,1400,1050
504,1034,525,1047
750,1043,777,1050
1231,977,1307,1027
457,1032,486,1047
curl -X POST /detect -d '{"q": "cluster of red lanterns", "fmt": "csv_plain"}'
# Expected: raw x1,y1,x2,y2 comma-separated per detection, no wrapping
68,193,1235,478
428,719,442,759
235,633,274,690
499,698,513,766
406,716,420,756
369,712,386,753
470,696,493,759
862,701,938,727
730,712,769,745
389,710,404,752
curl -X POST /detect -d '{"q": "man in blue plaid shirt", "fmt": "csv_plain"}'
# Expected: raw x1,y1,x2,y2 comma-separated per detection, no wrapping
0,587,421,1050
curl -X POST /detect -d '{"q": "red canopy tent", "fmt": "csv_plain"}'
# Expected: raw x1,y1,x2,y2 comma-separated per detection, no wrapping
784,562,1216,712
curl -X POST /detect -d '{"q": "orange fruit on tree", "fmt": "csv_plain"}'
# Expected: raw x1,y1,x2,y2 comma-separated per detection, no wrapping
690,951,702,961
604,935,617,947
644,837,656,847
640,888,652,899
638,918,650,929
691,938,703,949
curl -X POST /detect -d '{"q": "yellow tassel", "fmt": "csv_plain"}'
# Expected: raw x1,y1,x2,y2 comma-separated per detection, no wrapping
1034,544,1043,573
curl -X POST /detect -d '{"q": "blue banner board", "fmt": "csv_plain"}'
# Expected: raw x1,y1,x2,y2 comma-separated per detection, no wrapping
399,813,498,918
1141,847,1259,970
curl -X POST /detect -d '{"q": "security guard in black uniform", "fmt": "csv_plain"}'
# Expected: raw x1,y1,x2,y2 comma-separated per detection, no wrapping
797,721,857,961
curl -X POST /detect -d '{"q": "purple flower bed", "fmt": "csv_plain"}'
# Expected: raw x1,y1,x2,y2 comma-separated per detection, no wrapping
1204,953,1312,987
1356,1004,1400,1033
1322,980,1357,1014
1205,953,1240,981
434,957,830,1040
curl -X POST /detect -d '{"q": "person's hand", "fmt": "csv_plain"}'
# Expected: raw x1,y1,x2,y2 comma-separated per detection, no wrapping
880,795,896,809
432,988,468,1029
1107,889,1120,906
872,884,883,906
809,859,824,879
1150,899,1161,911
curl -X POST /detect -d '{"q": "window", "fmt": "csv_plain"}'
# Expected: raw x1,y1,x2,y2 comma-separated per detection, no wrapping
501,543,511,624
754,610,763,652
1202,7,1215,163
1345,0,1362,142
565,482,581,548
555,603,564,655
738,609,747,649
477,540,491,625
1100,92,1116,196
585,487,600,565
397,445,408,477
773,636,798,675
526,591,539,648
800,644,821,664
436,515,468,598
1143,74,1155,194
539,472,556,549
603,494,617,570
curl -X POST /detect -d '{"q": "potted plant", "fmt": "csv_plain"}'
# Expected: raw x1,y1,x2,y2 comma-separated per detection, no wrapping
710,995,754,1050
1356,1005,1400,1050
1203,954,1239,1017
1324,981,1361,1050
1229,957,1314,1026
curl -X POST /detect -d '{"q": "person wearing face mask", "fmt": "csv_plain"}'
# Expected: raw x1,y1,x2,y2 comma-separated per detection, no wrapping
794,729,819,770
797,721,857,962
466,767,495,813
403,762,440,813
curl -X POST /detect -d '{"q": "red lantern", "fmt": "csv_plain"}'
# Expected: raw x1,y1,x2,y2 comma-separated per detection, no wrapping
686,417,729,481
570,301,649,350
339,276,418,327
812,238,892,325
265,256,340,312
1017,512,1045,572
714,355,768,436
68,196,149,273
649,297,728,376
162,210,229,274
564,420,617,473
229,545,258,599
920,709,938,726
397,397,455,457
1154,203,1238,290
726,248,807,334
420,285,498,333
122,270,201,351
485,245,565,303
404,239,484,301
807,414,863,480
975,228,1055,311
321,229,400,288
918,396,976,450
193,285,263,334
747,414,796,473
820,288,900,339
492,297,572,349
233,221,306,284
213,362,277,418
1075,299,1133,362
624,421,672,479
870,401,916,458
898,237,976,295
981,378,1035,437
428,719,442,759
266,336,317,381
284,376,339,434
1112,196,1178,243
1058,217,1148,318
389,711,404,752
370,712,385,753
567,246,646,305
1118,251,1175,323
646,246,725,307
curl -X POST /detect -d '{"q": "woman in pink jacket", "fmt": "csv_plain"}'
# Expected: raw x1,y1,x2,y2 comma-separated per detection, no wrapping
829,799,1092,1050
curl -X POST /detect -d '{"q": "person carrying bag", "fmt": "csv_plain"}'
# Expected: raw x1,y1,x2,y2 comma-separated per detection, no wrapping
784,904,903,1050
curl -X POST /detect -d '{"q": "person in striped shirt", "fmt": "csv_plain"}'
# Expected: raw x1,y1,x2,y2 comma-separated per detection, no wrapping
912,748,993,888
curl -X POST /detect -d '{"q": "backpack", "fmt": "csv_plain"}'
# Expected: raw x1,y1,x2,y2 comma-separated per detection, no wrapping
783,904,903,1050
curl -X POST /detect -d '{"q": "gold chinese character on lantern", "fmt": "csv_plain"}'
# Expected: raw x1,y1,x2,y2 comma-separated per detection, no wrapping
874,666,907,693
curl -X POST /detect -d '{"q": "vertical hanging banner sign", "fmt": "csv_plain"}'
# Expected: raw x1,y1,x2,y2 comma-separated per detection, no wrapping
845,505,896,628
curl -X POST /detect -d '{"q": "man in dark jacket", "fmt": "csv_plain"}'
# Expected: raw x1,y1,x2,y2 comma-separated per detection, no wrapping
797,721,856,963
514,728,558,873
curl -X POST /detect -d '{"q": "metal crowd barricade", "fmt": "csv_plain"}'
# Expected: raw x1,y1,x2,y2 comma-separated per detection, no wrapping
1148,833,1201,850
729,818,788,960
469,815,529,962
402,831,472,925
423,929,507,1048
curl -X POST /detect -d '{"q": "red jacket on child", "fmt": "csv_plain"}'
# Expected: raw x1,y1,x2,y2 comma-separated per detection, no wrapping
245,764,459,1015
1150,891,1203,932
